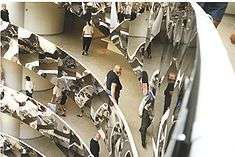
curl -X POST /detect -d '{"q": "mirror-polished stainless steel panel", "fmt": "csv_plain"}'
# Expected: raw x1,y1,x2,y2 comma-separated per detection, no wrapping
1,20,137,157
0,132,45,157
0,85,91,157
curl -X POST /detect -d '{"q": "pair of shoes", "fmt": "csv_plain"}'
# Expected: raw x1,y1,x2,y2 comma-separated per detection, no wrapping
77,114,83,117
142,142,146,148
59,112,66,117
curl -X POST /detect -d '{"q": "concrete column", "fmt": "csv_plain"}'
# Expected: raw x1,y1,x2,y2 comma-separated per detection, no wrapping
1,59,42,139
0,113,20,137
5,2,25,27
2,59,22,91
1,59,22,138
24,2,65,35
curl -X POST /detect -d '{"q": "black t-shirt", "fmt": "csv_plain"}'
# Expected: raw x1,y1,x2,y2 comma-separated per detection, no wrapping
1,10,9,22
106,70,122,99
164,82,175,96
60,91,67,105
117,12,125,23
90,138,100,157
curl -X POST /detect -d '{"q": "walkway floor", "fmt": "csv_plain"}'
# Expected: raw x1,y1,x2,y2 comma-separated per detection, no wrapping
33,89,110,157
44,31,153,156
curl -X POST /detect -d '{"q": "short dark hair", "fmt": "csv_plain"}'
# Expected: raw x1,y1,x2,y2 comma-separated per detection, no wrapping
26,76,31,81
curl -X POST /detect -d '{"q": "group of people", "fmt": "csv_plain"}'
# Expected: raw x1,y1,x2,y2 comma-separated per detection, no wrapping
117,3,151,23
103,65,177,148
138,69,179,148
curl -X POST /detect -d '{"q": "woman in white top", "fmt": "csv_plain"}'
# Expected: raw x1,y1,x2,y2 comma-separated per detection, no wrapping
82,21,94,55
25,76,33,98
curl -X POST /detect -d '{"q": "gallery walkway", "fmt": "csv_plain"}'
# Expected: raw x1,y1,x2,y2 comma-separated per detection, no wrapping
44,31,153,156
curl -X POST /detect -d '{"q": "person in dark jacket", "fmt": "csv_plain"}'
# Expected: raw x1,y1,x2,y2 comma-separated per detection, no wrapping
117,10,125,23
139,70,149,95
139,89,155,148
90,133,101,157
1,4,10,22
105,65,123,104
59,90,67,116
163,73,176,113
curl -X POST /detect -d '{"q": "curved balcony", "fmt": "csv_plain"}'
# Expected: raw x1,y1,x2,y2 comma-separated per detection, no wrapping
0,132,45,157
0,85,91,157
108,3,197,156
1,21,138,156
1,2,235,157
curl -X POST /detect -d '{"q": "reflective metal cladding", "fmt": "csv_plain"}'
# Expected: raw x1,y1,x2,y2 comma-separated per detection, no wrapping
1,2,200,157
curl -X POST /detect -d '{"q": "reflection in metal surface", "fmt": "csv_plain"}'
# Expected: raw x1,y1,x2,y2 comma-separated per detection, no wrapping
1,21,137,156
0,132,45,157
110,2,198,157
58,2,111,37
0,85,91,157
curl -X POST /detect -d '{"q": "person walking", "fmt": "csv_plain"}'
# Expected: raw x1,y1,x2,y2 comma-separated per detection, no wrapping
59,90,67,116
105,65,123,104
25,76,34,98
51,83,65,116
139,88,155,148
139,71,149,95
1,4,10,22
82,21,94,55
163,73,176,113
90,133,101,157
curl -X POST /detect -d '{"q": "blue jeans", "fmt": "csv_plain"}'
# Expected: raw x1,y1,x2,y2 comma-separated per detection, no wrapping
198,2,228,22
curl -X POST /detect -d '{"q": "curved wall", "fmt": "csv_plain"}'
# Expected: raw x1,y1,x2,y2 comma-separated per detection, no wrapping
22,67,54,91
5,2,25,27
24,2,65,35
226,2,235,14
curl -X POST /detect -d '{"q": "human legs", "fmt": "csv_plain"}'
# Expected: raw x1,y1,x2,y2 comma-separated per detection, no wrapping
26,90,32,98
139,109,152,148
85,37,92,54
82,37,87,55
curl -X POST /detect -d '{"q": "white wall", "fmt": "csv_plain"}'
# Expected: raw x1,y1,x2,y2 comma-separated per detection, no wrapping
2,59,22,91
24,2,65,35
226,2,235,14
0,113,20,138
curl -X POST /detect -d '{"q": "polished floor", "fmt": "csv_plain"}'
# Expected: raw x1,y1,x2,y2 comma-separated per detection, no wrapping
44,30,153,156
